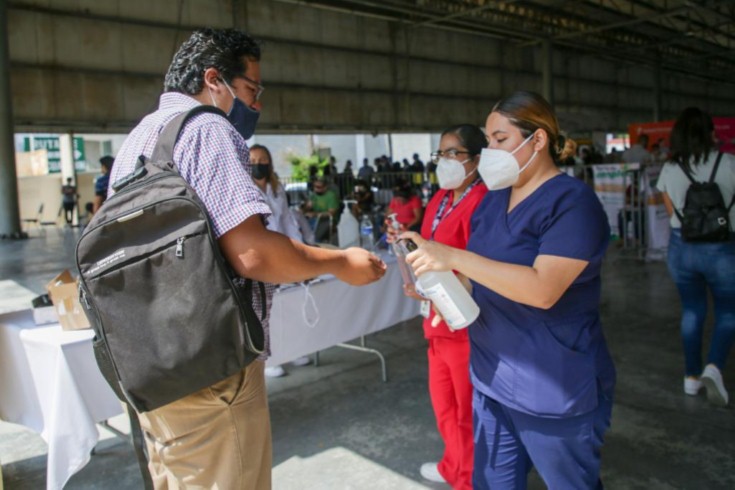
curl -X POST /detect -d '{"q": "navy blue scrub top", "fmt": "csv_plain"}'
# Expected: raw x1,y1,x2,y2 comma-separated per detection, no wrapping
466,173,616,418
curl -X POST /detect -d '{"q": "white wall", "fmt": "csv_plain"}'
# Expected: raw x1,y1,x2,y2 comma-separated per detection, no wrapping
389,134,433,165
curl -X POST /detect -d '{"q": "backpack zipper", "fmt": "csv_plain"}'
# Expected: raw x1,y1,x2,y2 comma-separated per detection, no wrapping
82,172,177,236
175,237,185,258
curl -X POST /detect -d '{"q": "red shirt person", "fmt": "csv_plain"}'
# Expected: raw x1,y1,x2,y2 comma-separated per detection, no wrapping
388,179,423,231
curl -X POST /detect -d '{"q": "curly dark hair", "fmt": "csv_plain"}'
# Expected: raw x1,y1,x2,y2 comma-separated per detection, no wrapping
164,28,261,95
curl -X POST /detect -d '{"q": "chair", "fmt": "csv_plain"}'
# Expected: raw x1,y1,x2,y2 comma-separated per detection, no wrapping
312,214,334,245
21,204,44,231
40,206,62,234
21,204,59,235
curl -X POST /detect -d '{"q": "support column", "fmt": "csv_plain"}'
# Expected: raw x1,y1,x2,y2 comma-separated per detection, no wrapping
0,0,22,237
541,38,554,105
355,134,366,167
59,133,79,226
653,57,662,122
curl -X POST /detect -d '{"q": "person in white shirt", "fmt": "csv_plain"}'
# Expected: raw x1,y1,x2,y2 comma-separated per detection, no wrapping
623,134,652,165
250,144,302,242
656,107,735,407
250,144,312,377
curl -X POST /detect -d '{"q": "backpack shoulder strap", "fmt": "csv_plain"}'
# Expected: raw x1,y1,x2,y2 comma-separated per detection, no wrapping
150,105,227,163
673,207,685,223
709,151,734,212
708,151,724,183
676,160,697,185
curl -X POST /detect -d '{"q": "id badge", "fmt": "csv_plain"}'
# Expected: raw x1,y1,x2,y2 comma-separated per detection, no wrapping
420,300,431,319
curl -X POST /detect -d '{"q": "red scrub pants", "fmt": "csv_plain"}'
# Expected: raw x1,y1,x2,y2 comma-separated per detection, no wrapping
428,337,474,490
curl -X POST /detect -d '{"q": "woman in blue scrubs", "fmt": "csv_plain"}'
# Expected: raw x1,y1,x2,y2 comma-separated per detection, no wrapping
403,91,615,489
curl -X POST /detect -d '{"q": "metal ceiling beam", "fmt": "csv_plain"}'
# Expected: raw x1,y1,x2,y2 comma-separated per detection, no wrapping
558,0,735,48
276,0,735,83
616,17,733,57
527,0,735,74
412,1,519,28
549,5,690,42
276,0,542,41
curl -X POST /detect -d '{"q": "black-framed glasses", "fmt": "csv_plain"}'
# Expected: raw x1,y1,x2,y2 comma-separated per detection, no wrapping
430,149,470,164
239,75,265,102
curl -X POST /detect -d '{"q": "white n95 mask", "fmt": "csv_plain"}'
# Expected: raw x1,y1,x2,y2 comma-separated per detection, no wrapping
478,133,538,191
436,158,470,190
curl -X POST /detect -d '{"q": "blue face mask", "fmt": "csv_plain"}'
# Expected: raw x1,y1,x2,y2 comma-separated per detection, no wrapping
214,79,260,140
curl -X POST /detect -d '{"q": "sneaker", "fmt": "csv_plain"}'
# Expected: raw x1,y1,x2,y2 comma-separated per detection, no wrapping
419,462,446,483
264,365,286,378
701,364,729,407
291,356,311,367
684,377,702,396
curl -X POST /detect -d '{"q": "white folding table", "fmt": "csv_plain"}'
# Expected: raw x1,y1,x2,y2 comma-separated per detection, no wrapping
0,312,123,490
267,253,421,380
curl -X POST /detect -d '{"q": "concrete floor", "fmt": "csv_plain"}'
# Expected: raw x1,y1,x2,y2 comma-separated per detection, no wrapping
1,227,734,490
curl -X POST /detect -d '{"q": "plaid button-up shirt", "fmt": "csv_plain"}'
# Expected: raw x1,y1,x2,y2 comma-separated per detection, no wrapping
111,92,276,356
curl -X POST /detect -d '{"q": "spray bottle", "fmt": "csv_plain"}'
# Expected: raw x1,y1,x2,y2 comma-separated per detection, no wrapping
388,214,418,288
400,237,480,331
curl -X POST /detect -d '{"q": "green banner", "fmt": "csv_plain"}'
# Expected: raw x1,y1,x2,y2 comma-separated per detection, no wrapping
74,137,86,172
32,136,61,173
25,136,86,173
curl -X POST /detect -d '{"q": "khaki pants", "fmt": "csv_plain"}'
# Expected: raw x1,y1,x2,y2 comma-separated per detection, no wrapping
137,361,272,490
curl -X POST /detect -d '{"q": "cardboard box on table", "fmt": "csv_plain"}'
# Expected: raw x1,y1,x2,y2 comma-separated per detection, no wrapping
31,293,58,325
45,270,90,331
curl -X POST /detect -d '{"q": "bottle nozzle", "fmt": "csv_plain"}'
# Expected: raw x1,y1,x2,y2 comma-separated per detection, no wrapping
401,238,418,252
388,213,400,230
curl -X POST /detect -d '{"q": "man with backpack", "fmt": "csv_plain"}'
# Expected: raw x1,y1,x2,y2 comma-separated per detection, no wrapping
103,28,386,489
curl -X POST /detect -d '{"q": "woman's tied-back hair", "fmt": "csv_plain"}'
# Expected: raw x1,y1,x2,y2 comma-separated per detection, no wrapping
441,124,488,157
559,135,578,162
164,28,261,95
249,144,281,194
670,107,716,170
491,91,563,163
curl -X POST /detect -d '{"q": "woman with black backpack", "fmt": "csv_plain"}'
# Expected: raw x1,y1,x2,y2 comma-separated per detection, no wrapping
657,107,735,407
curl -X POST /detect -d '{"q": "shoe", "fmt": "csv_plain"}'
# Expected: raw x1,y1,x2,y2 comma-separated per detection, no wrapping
420,462,446,483
701,364,729,407
684,377,702,396
264,365,286,378
291,356,311,367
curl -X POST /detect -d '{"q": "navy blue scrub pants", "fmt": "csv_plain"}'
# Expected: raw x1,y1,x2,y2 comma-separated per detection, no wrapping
472,389,613,490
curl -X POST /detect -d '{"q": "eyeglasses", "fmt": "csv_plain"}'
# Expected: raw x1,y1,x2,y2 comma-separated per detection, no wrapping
430,149,470,164
239,75,265,102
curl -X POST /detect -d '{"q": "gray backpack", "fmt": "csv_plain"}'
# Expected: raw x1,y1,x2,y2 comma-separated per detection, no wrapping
76,106,265,413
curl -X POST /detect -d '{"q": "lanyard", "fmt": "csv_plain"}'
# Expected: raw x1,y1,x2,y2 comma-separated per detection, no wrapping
430,179,480,239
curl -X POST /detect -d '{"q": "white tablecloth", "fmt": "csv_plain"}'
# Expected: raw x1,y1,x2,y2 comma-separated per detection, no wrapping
0,312,122,490
267,253,420,366
0,311,44,429
0,253,419,487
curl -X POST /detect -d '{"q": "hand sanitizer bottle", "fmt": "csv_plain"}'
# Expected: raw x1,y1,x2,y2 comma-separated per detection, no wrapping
388,214,417,288
359,214,374,250
403,239,480,330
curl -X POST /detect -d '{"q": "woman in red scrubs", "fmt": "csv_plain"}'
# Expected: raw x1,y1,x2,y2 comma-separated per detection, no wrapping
393,124,487,489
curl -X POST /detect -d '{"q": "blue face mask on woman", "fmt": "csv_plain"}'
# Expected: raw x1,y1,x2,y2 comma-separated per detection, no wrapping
210,79,260,140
